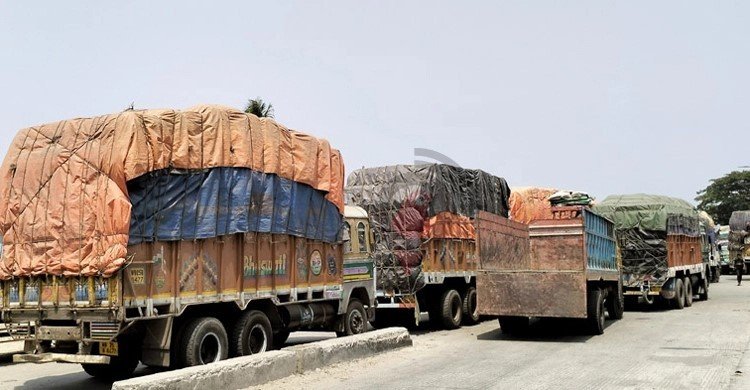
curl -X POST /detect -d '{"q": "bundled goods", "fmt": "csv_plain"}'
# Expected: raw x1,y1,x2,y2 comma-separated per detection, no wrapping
593,194,700,284
0,105,345,279
548,190,595,207
346,164,510,293
508,187,557,223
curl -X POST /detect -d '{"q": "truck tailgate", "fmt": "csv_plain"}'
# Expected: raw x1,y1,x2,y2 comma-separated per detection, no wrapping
477,270,587,318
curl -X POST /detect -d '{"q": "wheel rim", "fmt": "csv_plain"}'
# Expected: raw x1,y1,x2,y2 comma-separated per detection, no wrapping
199,332,221,364
348,308,365,334
247,324,268,354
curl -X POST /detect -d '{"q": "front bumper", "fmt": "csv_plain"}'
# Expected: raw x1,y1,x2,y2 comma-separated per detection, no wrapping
13,352,109,364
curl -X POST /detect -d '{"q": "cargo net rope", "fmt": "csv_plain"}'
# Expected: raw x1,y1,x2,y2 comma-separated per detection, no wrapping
617,214,700,286
345,164,509,295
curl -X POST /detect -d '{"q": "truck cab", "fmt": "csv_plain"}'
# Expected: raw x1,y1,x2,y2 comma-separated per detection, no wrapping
342,206,377,322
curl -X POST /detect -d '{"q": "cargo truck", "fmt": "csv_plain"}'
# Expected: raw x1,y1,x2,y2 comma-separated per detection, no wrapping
717,225,731,274
345,164,511,329
0,106,375,380
593,194,708,309
477,206,622,335
728,211,750,274
698,211,720,283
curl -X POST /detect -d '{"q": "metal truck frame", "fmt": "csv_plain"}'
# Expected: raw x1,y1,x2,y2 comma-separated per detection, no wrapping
477,207,623,335
1,207,375,380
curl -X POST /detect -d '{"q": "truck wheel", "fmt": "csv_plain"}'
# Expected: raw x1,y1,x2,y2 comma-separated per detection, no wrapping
586,288,605,335
461,287,479,325
683,277,693,307
673,278,685,310
81,342,139,381
231,310,272,357
440,289,463,329
698,278,709,300
605,284,624,320
179,317,228,366
273,329,291,349
336,299,367,337
498,316,529,335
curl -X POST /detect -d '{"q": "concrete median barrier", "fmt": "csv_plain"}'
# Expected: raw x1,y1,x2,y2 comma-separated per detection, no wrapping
112,328,412,390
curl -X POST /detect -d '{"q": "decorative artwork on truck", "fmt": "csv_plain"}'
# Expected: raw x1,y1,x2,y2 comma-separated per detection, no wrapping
296,241,308,280
327,253,337,276
310,250,323,276
343,261,374,281
202,255,219,292
152,246,167,289
243,255,257,277
179,256,198,293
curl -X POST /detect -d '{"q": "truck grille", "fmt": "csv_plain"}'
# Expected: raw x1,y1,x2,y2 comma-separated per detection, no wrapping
89,322,119,340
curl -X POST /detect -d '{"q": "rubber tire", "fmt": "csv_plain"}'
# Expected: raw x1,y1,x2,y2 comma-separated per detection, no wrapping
230,310,272,357
273,329,291,349
81,342,139,381
336,299,367,337
699,278,709,300
586,288,605,335
179,317,229,366
440,289,463,329
498,316,530,335
605,283,624,320
461,287,480,325
684,277,693,307
673,278,685,310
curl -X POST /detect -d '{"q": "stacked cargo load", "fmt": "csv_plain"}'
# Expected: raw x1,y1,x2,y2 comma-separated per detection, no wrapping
508,187,557,224
345,164,510,328
728,211,750,270
0,105,376,378
593,194,708,308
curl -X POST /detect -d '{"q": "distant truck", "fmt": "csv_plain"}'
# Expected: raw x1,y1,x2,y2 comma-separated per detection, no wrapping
698,211,720,283
593,194,709,309
728,211,750,273
717,225,731,274
477,206,623,335
0,106,375,380
346,164,511,329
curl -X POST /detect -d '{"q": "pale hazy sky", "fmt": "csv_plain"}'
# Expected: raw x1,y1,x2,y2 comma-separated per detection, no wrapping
1,2,748,204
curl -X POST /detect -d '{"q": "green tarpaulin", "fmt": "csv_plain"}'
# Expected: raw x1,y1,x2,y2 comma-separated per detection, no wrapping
592,194,698,232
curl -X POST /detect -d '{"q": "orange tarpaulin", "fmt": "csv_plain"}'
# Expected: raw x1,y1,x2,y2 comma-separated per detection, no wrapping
0,105,345,279
509,187,557,224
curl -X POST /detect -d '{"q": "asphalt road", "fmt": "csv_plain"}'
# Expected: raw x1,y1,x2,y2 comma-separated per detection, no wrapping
2,275,750,389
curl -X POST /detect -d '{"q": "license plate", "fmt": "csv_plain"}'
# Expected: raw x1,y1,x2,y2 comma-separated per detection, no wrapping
99,341,118,356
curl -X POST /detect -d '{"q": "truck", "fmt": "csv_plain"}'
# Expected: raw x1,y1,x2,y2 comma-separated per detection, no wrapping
698,211,720,283
592,194,709,309
477,206,623,335
717,225,731,274
345,164,511,329
728,211,750,273
0,105,375,380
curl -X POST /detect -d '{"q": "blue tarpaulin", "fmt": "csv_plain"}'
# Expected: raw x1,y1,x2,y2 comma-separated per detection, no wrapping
127,167,342,244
